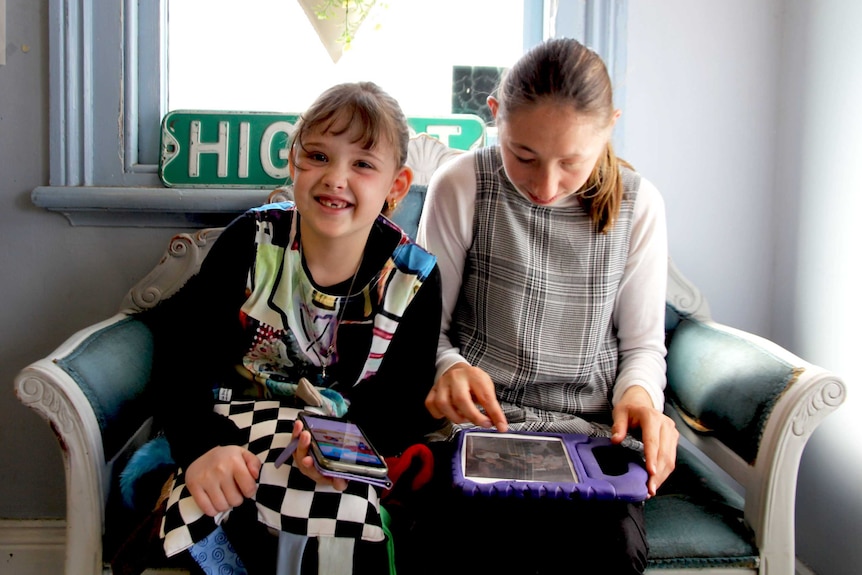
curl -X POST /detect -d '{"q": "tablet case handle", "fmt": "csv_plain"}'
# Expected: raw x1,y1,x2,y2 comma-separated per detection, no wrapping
575,437,649,502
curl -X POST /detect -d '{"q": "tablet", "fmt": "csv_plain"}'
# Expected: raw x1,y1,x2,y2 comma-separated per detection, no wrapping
452,430,648,502
463,432,579,484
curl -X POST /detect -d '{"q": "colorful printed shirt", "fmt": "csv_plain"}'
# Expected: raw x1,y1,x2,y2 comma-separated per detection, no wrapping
140,203,443,465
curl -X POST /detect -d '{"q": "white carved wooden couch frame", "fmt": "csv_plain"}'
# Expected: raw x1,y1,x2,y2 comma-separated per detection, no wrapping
15,134,846,574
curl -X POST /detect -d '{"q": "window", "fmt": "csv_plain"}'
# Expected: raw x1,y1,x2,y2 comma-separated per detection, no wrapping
35,0,627,227
168,0,525,117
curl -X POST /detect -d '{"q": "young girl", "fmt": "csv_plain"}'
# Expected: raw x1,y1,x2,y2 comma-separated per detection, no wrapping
412,38,679,574
139,82,442,574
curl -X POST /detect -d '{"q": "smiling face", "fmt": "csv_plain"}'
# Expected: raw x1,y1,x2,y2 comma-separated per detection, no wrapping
289,116,410,248
490,98,616,206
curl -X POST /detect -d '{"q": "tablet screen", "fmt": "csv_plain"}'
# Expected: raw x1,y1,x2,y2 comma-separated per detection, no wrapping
463,433,579,484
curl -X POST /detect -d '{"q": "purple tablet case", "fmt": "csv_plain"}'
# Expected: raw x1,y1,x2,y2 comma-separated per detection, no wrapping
452,429,648,502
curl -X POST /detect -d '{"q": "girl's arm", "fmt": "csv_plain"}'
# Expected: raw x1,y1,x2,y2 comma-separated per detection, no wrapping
416,152,478,383
610,178,678,495
138,214,257,469
416,152,509,431
611,176,669,410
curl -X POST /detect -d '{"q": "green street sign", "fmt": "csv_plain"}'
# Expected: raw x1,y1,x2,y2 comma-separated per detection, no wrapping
409,115,486,152
159,110,485,188
160,111,297,189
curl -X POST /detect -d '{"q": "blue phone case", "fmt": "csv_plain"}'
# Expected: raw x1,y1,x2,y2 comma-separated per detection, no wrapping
452,429,648,502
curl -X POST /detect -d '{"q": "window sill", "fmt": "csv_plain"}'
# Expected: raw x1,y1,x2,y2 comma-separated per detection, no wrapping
32,186,273,228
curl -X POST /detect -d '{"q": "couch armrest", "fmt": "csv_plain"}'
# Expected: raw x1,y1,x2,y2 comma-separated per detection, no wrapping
14,313,157,575
665,318,845,573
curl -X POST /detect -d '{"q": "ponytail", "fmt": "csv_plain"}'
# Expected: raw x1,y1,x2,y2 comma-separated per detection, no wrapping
581,142,632,234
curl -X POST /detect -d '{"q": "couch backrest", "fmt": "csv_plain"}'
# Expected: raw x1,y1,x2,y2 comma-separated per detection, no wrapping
56,316,155,461
390,185,428,240
127,132,711,342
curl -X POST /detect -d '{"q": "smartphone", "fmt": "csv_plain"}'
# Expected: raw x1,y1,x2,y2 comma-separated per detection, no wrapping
298,412,389,479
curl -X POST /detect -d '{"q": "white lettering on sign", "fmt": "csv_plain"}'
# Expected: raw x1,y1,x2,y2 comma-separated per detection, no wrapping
238,121,251,178
189,120,229,178
261,121,294,179
425,125,462,147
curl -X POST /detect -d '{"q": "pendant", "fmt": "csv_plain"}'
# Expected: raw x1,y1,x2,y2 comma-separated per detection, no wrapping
320,344,335,381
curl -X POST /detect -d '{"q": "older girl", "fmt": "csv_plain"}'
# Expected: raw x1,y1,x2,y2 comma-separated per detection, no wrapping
414,38,678,574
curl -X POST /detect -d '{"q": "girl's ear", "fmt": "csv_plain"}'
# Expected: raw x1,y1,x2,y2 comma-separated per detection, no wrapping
487,96,499,120
387,165,413,205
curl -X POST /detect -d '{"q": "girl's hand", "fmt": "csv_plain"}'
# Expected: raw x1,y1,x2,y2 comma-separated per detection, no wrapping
425,363,509,432
185,445,261,517
611,386,679,497
291,419,348,491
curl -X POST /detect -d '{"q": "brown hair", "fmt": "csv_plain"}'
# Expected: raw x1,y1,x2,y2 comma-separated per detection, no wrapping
291,81,410,169
496,38,631,233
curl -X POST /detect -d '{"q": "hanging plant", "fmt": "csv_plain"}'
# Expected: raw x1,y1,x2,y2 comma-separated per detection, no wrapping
312,0,378,50
297,0,382,62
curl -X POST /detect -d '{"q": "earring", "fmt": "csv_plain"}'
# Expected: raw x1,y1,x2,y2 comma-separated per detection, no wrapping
387,198,398,213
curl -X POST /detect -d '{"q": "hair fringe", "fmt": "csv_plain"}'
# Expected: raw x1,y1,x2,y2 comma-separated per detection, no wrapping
290,82,410,169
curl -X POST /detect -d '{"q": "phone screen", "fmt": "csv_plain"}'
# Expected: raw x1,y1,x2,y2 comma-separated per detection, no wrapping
300,414,387,475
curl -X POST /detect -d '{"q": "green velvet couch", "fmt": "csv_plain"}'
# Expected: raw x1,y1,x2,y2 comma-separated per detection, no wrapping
15,135,846,575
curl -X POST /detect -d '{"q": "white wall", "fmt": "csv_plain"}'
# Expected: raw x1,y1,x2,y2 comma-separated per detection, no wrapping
626,1,862,574
776,1,862,574
625,0,781,337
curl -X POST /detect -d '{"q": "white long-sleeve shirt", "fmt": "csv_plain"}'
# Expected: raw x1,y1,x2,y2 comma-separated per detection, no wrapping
417,149,668,414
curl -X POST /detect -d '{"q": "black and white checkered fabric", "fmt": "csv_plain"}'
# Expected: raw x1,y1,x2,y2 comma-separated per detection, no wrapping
160,399,385,558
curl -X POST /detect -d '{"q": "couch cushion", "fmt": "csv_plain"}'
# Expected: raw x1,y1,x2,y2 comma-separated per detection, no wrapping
645,446,758,569
665,318,799,464
56,316,155,461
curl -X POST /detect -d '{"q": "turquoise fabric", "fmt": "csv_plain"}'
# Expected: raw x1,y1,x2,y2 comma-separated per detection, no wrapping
664,302,684,333
666,318,797,464
646,446,758,569
119,435,174,510
389,185,427,240
262,379,349,417
56,316,154,462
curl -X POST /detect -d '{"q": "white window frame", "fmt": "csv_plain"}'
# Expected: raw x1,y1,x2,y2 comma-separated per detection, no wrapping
34,0,626,227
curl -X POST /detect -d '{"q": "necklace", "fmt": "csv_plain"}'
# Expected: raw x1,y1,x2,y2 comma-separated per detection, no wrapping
301,242,365,381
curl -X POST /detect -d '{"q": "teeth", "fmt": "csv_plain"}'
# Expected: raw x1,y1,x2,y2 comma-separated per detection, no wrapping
320,198,348,209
